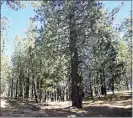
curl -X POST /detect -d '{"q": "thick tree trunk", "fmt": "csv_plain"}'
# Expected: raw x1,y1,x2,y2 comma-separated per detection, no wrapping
70,49,82,108
69,5,82,108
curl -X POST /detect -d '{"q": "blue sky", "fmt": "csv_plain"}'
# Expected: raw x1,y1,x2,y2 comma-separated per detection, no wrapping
2,2,35,60
1,1,131,61
103,1,131,25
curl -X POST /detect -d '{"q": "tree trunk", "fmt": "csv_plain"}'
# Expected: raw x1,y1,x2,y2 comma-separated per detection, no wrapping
19,71,23,98
33,80,38,103
125,75,129,90
70,48,82,108
103,69,107,96
11,77,14,98
39,78,43,102
64,88,67,101
111,77,115,94
89,72,93,97
90,83,93,97
25,76,30,99
69,4,82,108
15,77,18,99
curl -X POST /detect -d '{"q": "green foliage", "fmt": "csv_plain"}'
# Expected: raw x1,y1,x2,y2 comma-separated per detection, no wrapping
4,1,131,101
1,1,26,10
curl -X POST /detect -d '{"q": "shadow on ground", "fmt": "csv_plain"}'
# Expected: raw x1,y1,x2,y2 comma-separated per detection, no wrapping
0,92,132,117
85,93,132,102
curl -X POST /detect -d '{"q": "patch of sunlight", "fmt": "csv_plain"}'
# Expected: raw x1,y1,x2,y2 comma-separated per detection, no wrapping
94,100,104,104
83,100,105,107
109,104,132,109
41,101,71,110
21,103,25,105
67,114,76,117
77,110,88,114
70,109,78,112
1,99,8,108
83,100,93,104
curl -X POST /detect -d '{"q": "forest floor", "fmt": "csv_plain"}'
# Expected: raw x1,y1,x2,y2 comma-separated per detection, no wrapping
1,91,132,117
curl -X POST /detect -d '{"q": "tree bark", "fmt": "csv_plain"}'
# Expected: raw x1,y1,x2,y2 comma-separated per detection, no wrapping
11,77,14,98
19,70,23,97
69,3,82,108
33,80,38,103
39,78,43,102
25,76,30,99
15,77,18,99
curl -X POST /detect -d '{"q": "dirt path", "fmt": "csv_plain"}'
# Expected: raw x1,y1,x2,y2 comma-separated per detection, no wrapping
1,92,132,117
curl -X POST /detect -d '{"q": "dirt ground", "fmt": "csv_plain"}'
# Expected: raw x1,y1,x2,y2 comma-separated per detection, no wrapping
0,91,132,117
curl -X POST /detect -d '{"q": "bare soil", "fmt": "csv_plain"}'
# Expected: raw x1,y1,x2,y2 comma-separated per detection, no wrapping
0,91,132,117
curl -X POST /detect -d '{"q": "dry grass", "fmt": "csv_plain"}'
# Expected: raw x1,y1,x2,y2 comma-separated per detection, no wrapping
1,91,132,117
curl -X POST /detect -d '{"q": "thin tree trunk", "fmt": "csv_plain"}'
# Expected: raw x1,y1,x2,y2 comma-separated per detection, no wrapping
11,77,14,98
89,72,93,97
19,71,23,98
103,68,107,96
125,75,129,90
33,79,38,103
39,78,43,102
25,76,30,99
15,77,18,99
112,79,115,94
64,88,67,101
31,82,33,98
